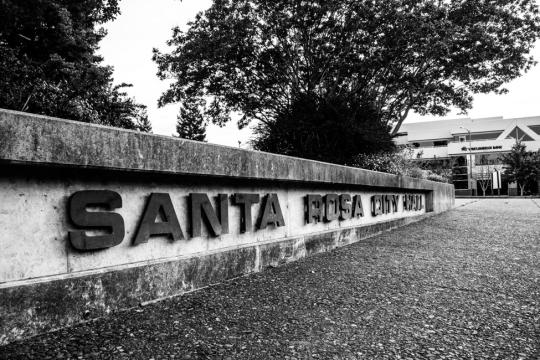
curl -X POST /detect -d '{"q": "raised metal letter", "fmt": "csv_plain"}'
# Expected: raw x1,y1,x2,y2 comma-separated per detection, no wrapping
133,193,183,245
403,194,412,211
371,195,383,216
339,194,352,220
232,193,260,233
324,194,339,222
352,195,364,218
257,194,285,230
190,193,229,237
69,190,125,251
391,195,398,212
218,194,229,234
306,194,323,224
382,195,390,214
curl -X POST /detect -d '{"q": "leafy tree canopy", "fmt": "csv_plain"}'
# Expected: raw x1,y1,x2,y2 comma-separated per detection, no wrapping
154,0,540,146
0,0,150,131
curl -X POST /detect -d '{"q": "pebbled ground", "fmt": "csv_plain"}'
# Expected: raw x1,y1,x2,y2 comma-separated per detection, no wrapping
1,199,539,359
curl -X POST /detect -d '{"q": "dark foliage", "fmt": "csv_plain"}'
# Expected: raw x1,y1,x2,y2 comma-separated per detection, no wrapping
0,0,150,131
176,98,206,141
253,95,394,164
500,141,540,195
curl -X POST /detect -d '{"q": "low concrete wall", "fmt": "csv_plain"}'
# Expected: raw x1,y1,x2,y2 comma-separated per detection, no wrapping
0,109,454,344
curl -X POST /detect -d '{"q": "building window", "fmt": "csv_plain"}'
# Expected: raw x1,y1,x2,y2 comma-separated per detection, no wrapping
451,156,469,189
505,127,534,141
473,131,503,141
528,125,540,135
433,140,448,147
454,131,504,142
474,153,503,165
453,156,467,167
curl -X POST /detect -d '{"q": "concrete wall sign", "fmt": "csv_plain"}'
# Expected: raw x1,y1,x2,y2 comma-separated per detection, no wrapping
68,191,424,251
0,109,453,344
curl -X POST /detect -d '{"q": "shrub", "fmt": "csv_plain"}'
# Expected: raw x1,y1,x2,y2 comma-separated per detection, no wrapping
353,148,449,183
426,173,448,183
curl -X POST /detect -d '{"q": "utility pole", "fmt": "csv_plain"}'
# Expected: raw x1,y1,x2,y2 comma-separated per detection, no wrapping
460,126,473,195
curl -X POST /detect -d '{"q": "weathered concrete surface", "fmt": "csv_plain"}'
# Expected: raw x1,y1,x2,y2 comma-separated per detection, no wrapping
0,109,453,212
0,215,429,346
1,199,537,359
0,109,454,344
0,167,428,284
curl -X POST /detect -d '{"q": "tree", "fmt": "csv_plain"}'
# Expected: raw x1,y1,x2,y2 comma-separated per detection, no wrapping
0,0,150,131
252,95,395,164
135,108,153,133
473,165,493,197
500,141,540,196
175,98,206,141
354,147,424,179
154,0,540,161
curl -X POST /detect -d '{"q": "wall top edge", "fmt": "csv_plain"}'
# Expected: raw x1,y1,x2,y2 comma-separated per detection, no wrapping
0,109,452,191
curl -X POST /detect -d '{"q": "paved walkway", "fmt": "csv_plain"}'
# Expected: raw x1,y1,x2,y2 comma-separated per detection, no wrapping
1,199,539,359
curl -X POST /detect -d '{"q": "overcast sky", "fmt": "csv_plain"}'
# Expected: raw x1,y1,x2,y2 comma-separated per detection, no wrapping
98,0,540,147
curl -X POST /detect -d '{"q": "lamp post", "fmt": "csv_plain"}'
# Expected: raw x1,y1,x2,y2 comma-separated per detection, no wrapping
459,126,473,194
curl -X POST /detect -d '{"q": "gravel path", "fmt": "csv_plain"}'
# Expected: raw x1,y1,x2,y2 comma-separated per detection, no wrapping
1,199,539,359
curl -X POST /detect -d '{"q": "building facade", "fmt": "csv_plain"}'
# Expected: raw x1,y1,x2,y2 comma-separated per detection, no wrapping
394,116,540,195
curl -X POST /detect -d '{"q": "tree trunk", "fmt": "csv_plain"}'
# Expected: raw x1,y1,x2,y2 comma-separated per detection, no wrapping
390,105,412,136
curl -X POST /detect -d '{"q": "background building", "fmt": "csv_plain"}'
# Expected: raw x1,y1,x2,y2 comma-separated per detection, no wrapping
395,116,540,195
